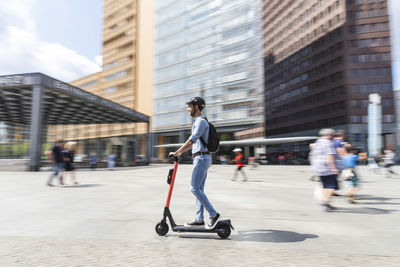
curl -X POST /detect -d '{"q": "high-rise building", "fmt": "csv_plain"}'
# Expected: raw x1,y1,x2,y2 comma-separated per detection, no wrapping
153,0,264,159
262,0,394,151
51,0,154,162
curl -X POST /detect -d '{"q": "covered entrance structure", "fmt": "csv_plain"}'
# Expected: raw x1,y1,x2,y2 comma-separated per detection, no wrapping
0,73,150,171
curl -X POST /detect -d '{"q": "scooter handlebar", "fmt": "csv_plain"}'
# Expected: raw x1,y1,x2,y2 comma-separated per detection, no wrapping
168,153,179,162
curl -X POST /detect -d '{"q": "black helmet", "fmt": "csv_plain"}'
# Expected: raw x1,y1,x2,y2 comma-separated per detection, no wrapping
186,97,205,111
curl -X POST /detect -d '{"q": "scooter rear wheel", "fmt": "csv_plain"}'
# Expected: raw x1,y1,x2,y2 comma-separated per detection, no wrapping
155,221,169,236
217,224,231,239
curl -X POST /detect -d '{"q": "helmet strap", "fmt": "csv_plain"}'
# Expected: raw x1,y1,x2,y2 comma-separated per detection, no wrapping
190,104,197,117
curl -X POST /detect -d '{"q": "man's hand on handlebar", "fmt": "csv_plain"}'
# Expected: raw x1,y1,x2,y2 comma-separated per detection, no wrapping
169,151,181,158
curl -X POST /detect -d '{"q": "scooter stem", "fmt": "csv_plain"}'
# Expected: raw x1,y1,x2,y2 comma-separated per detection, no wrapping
165,157,179,208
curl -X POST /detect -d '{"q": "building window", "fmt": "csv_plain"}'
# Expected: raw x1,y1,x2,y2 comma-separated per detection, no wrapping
383,83,392,91
353,133,361,141
105,71,127,81
351,116,361,123
104,86,117,93
383,114,394,123
362,115,369,123
350,100,361,108
368,10,375,17
78,80,98,89
383,99,393,107
351,85,359,93
350,68,391,78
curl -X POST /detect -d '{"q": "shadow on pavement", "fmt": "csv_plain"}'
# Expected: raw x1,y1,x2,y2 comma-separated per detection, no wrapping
232,229,318,243
334,207,395,215
230,180,265,183
353,195,400,205
176,229,318,242
62,184,104,188
177,234,225,240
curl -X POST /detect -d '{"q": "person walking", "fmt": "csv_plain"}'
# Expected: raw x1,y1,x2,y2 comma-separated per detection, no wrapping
342,146,362,203
332,129,347,195
308,143,319,181
232,148,248,181
108,154,116,170
47,140,65,186
89,154,98,170
310,129,339,211
170,97,221,230
383,149,397,177
62,141,78,185
248,156,257,169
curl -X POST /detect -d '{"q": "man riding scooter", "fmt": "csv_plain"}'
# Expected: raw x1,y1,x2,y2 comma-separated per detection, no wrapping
169,97,221,229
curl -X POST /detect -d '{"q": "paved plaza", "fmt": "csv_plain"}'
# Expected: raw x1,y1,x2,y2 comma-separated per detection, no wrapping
0,164,399,266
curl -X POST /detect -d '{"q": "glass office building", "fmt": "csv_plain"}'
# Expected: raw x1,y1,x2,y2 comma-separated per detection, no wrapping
153,0,264,152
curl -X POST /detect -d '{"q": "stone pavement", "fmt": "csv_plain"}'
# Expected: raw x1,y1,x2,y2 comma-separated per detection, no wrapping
0,164,399,266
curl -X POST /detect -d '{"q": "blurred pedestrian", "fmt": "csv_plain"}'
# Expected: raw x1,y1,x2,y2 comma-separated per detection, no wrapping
62,141,78,184
310,129,338,211
47,140,65,186
219,154,227,165
342,146,362,203
332,129,347,194
90,154,98,170
108,154,115,170
232,148,248,181
308,143,318,181
248,156,257,169
383,149,397,177
278,155,285,165
368,152,382,174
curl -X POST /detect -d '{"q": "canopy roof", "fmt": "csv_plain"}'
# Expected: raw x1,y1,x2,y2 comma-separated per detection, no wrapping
0,73,149,125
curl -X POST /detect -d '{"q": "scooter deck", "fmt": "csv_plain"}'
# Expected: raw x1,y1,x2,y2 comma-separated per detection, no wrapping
172,220,233,233
173,225,217,233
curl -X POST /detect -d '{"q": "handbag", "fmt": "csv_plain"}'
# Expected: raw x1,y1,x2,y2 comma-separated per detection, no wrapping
342,169,354,181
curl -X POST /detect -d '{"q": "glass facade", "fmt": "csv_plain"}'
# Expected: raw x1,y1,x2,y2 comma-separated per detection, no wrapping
0,122,30,159
153,0,264,131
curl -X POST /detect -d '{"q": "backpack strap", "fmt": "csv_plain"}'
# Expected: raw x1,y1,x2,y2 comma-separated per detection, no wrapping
200,136,207,147
199,117,209,147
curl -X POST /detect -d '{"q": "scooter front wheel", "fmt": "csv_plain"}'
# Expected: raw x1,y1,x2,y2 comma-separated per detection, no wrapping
217,224,231,239
155,221,169,236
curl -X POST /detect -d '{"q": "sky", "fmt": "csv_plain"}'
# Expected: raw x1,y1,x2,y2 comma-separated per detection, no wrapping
0,0,102,82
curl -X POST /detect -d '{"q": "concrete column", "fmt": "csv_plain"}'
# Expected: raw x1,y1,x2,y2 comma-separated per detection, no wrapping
368,94,382,157
150,133,157,159
96,138,101,161
179,130,185,143
122,137,129,165
146,122,151,160
29,85,44,171
244,146,250,159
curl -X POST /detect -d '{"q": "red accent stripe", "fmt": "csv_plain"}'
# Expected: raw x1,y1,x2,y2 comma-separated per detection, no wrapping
165,161,179,208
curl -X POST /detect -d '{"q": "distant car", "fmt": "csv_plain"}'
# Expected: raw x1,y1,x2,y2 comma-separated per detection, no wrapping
73,154,87,162
256,159,269,165
150,157,161,163
135,155,149,165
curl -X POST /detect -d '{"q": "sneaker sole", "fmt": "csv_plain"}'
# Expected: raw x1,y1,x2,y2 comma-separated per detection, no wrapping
205,215,221,230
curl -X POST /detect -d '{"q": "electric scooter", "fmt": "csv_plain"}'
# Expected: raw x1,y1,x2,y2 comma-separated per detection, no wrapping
155,156,234,239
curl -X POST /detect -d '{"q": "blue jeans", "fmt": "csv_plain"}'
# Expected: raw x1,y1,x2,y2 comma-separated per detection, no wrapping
47,163,65,184
191,154,217,221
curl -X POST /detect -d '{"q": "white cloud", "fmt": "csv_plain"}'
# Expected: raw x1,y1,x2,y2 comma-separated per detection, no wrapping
0,1,101,82
0,0,35,31
95,55,102,67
